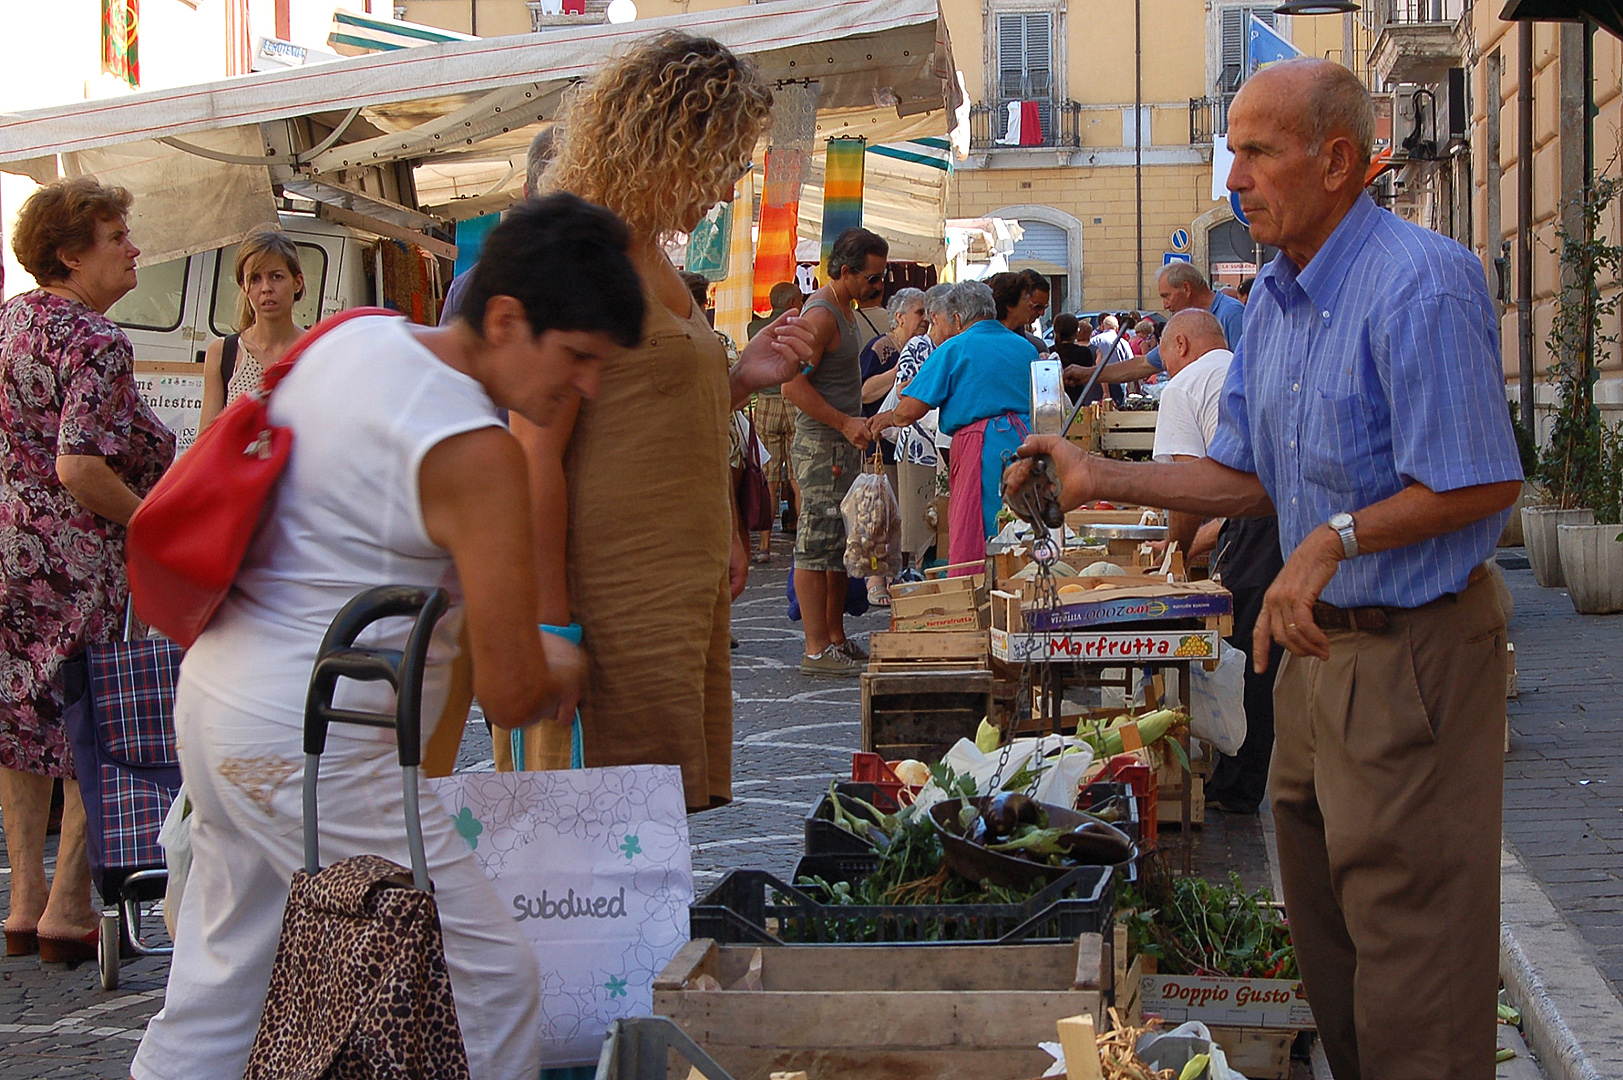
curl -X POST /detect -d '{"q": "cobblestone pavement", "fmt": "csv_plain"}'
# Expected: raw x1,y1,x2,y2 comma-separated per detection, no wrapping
1500,556,1623,995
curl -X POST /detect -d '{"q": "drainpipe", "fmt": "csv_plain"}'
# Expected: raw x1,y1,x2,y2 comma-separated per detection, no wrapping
1134,0,1144,309
1517,20,1535,427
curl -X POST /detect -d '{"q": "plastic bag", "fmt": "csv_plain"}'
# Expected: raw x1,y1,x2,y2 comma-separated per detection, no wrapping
1135,1021,1247,1080
841,468,902,579
909,733,1095,813
1188,641,1248,756
158,784,192,940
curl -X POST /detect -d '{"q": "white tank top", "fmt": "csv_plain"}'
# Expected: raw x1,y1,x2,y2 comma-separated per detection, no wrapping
181,315,503,738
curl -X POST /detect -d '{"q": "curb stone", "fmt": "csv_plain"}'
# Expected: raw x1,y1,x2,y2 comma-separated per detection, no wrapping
1500,843,1623,1080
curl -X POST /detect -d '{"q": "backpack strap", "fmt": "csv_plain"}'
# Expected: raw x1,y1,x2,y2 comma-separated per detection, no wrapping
220,334,240,386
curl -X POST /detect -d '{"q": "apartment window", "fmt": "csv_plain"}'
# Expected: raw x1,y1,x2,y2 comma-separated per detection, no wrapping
1217,6,1279,131
997,11,1055,139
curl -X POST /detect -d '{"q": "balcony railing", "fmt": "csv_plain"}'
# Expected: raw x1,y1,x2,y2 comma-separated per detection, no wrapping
969,99,1082,152
1190,97,1217,144
1374,0,1464,24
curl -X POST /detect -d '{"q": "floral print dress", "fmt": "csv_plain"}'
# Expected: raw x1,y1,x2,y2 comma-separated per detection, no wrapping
0,290,175,777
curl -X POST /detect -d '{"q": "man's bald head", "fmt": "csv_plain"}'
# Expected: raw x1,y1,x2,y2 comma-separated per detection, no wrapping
1241,58,1374,171
1227,58,1372,265
1161,308,1227,376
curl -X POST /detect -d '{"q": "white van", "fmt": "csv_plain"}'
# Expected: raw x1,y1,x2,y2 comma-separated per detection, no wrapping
109,213,374,451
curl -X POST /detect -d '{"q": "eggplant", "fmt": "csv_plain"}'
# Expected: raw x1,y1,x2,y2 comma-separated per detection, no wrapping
981,793,1027,839
1055,822,1133,865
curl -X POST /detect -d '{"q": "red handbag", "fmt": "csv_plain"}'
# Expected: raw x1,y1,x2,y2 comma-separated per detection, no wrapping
736,416,774,533
126,308,399,646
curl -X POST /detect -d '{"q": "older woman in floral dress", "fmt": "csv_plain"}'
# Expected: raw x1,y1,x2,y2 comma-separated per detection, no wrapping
0,177,175,964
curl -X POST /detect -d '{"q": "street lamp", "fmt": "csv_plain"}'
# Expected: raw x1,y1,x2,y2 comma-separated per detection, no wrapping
1272,0,1360,12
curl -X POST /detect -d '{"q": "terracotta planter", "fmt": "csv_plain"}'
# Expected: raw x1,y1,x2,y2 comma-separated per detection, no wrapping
1522,506,1594,587
1557,523,1623,614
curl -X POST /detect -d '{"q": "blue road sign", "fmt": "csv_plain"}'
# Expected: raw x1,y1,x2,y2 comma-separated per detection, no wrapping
1170,228,1190,252
1164,252,1192,265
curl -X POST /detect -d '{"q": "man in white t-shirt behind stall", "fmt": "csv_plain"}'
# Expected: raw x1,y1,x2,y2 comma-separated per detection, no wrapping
1151,307,1233,561
1148,306,1284,817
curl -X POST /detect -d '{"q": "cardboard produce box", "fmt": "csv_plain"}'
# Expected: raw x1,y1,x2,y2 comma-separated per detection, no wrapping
1022,578,1232,633
1139,973,1315,1030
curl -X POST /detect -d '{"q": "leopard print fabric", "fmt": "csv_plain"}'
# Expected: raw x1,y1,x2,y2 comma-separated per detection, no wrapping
243,854,471,1080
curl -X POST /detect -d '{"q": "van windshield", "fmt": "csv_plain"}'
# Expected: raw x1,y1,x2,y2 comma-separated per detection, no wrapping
108,257,189,332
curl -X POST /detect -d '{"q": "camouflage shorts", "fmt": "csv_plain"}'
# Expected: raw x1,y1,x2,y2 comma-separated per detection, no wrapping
792,418,862,572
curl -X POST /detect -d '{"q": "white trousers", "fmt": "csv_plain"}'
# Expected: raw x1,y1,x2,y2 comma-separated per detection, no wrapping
131,678,542,1080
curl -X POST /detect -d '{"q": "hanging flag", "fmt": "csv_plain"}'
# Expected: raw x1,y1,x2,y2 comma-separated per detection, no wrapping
818,137,866,281
102,0,140,87
996,101,1023,146
1247,15,1300,75
714,168,755,349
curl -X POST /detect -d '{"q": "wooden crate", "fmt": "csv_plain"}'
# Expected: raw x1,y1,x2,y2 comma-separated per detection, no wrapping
1208,1027,1295,1079
653,936,1109,1080
867,629,988,670
1100,410,1158,453
888,576,989,633
862,668,994,761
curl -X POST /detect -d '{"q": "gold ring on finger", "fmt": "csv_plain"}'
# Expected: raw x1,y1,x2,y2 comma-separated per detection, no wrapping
1286,622,1298,630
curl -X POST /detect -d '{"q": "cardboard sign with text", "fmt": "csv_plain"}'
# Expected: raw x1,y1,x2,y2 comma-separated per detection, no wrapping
1140,974,1316,1029
429,764,692,1065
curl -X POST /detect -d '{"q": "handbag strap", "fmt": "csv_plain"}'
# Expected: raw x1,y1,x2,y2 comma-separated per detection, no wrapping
260,307,400,396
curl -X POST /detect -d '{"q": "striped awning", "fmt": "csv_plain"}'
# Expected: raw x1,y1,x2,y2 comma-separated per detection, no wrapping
328,9,477,54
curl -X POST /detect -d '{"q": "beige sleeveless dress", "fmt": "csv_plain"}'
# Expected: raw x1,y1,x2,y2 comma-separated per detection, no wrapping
556,288,734,810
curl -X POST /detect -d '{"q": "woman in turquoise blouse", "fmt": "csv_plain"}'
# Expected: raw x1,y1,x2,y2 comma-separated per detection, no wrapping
867,280,1036,572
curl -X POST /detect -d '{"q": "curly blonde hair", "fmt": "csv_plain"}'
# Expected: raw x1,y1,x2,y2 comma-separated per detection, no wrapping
543,33,773,243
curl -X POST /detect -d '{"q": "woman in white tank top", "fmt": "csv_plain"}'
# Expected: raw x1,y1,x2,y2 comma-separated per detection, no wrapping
198,227,308,430
131,195,647,1080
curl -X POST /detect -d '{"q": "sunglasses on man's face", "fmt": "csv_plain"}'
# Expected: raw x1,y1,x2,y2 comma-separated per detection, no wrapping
863,272,885,285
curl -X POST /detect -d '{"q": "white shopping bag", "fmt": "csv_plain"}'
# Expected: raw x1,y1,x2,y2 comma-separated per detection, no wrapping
1187,641,1248,756
429,764,693,1066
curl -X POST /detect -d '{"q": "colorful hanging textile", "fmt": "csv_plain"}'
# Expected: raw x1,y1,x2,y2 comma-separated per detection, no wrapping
751,83,818,315
685,200,732,282
713,168,755,349
818,137,866,280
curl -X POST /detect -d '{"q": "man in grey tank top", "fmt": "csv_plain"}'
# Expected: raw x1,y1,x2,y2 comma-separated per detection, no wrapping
782,227,889,676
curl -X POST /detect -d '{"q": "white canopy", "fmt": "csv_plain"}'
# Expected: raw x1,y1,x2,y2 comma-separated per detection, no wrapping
0,0,959,264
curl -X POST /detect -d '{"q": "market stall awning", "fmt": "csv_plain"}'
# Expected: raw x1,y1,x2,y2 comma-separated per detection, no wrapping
1500,0,1623,39
0,0,958,264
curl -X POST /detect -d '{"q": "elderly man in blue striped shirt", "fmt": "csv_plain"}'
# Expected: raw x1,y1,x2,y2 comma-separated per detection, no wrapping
1009,58,1522,1080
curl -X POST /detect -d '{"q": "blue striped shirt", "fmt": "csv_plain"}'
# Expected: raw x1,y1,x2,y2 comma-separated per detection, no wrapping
1207,194,1522,608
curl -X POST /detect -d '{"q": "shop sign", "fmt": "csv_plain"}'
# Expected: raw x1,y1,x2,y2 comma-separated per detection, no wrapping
990,627,1219,664
134,363,203,455
1140,974,1316,1029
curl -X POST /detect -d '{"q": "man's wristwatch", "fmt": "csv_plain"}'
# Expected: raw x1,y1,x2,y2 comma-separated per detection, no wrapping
1328,512,1359,559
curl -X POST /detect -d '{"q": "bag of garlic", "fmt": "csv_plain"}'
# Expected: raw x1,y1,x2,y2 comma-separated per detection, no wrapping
840,466,903,579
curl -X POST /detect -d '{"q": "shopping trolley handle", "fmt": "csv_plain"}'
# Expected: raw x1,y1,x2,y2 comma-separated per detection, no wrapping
302,585,449,890
303,586,449,767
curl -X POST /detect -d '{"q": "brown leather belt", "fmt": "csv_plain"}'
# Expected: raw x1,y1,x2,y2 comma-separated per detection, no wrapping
1312,563,1490,634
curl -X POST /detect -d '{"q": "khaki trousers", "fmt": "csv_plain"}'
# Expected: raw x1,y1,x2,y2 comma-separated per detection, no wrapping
1272,573,1506,1080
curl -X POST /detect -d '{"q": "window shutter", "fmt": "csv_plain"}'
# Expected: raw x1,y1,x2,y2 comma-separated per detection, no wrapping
1219,8,1245,92
998,14,1025,99
1025,13,1052,98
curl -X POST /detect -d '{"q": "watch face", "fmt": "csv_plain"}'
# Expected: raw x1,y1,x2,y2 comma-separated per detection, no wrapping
1330,513,1354,530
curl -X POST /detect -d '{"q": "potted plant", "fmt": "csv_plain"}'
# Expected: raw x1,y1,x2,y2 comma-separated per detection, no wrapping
1534,173,1623,611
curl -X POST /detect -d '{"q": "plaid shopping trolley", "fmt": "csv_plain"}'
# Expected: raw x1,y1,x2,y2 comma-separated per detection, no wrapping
62,635,184,988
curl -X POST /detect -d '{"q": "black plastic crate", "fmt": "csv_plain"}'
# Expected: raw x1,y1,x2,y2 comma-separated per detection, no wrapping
1079,780,1141,848
803,782,894,857
791,851,882,888
691,865,1115,946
